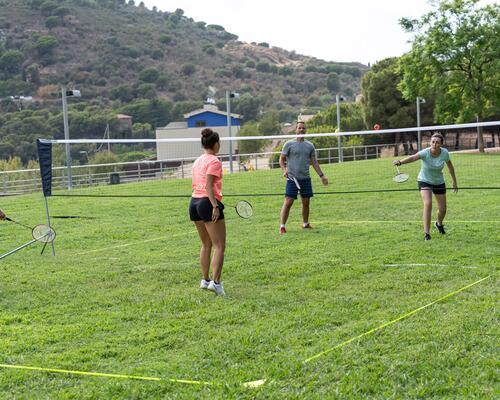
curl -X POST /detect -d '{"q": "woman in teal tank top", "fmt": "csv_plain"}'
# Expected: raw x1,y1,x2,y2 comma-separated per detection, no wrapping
393,133,458,240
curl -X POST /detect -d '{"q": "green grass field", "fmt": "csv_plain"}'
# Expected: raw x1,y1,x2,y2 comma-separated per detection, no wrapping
0,155,498,398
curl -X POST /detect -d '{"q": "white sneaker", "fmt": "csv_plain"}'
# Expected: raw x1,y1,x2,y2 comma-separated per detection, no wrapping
200,279,211,289
207,281,225,296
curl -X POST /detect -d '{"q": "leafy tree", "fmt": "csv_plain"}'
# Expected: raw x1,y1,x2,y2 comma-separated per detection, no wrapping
233,93,261,121
139,67,159,83
109,84,135,102
258,112,280,135
256,61,270,73
40,0,58,15
159,34,172,44
45,16,60,29
398,0,500,151
326,72,340,93
26,64,41,85
237,122,269,159
180,63,196,76
120,98,173,127
362,57,434,154
34,35,58,57
131,122,154,138
0,50,24,76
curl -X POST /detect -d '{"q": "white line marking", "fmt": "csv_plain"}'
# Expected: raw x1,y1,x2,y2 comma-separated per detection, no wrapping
384,263,478,269
74,230,196,255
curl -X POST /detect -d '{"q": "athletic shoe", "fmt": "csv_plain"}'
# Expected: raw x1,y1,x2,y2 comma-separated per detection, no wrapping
280,226,286,234
302,223,313,229
200,279,210,289
424,233,431,241
435,221,446,234
207,281,225,296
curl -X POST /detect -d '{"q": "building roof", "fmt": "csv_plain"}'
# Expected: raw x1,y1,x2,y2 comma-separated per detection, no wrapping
158,121,188,130
116,114,132,119
183,104,241,119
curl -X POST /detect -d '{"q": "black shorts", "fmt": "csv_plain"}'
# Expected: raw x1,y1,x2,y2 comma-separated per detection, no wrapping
285,177,313,199
418,181,446,195
189,197,225,222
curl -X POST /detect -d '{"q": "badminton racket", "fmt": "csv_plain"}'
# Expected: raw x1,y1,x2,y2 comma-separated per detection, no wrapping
287,174,301,190
225,200,253,219
393,166,409,183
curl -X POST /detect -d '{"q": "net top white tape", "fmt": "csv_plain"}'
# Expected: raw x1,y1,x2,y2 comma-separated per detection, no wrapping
38,121,500,144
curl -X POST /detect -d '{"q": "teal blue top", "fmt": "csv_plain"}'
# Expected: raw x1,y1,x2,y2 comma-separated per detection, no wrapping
417,147,450,185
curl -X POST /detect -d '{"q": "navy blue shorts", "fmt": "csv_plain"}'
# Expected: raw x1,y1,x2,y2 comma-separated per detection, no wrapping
189,197,225,222
418,181,446,195
285,177,313,199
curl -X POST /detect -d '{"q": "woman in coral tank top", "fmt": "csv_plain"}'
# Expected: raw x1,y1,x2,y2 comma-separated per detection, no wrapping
189,128,226,296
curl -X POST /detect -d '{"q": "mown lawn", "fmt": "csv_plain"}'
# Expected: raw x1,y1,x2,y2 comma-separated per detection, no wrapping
0,155,498,398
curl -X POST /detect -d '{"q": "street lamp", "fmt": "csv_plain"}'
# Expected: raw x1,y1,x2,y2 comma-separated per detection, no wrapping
61,87,81,190
225,90,239,173
336,94,346,162
416,97,426,151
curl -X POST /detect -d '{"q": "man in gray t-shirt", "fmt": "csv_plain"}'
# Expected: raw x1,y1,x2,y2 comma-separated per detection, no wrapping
279,121,329,234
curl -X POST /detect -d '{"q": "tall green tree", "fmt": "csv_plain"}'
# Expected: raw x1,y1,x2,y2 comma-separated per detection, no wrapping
398,0,500,151
362,57,434,154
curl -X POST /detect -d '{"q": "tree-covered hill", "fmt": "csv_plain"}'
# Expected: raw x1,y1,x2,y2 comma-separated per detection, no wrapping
0,0,368,108
0,0,369,164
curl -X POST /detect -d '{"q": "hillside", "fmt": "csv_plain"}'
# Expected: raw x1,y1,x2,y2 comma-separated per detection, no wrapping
0,0,369,163
0,0,368,104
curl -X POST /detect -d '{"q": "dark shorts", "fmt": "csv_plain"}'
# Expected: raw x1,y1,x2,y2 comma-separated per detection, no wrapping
189,197,225,222
285,177,314,199
418,181,446,195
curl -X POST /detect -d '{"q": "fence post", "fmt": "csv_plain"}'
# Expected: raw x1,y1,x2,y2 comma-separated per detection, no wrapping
254,155,258,170
365,146,368,160
138,163,141,181
181,160,184,179
375,146,379,159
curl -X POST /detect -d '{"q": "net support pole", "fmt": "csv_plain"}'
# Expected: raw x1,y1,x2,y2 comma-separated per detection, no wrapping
226,90,234,173
336,94,343,162
0,239,38,261
62,86,73,190
416,97,424,151
44,196,55,256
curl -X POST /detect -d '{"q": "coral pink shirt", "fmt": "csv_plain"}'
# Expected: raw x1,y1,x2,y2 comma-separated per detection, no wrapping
191,153,223,200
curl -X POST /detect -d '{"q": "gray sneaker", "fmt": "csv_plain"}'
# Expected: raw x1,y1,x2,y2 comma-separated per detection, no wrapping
207,281,225,296
200,279,211,289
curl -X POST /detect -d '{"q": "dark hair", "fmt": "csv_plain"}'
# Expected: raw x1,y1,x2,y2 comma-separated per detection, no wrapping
201,128,220,149
431,133,444,144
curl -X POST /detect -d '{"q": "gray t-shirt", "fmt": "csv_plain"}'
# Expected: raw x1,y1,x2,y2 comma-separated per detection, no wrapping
281,139,316,179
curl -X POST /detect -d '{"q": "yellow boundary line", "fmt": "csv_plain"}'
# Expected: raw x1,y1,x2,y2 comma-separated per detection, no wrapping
1,276,491,387
304,275,491,363
0,363,212,385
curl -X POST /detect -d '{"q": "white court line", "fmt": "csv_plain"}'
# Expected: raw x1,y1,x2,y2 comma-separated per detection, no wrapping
384,263,478,269
74,230,196,256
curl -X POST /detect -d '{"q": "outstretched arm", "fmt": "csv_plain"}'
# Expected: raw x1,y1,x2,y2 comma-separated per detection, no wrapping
393,153,420,166
446,160,458,193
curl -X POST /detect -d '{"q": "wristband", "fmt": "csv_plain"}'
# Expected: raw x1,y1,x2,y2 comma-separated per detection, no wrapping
319,173,324,178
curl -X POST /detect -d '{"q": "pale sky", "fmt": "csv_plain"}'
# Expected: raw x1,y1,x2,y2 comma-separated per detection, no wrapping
142,0,496,65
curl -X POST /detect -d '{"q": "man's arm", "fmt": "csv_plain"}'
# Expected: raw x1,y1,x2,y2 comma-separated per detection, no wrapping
279,154,288,177
310,154,328,185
